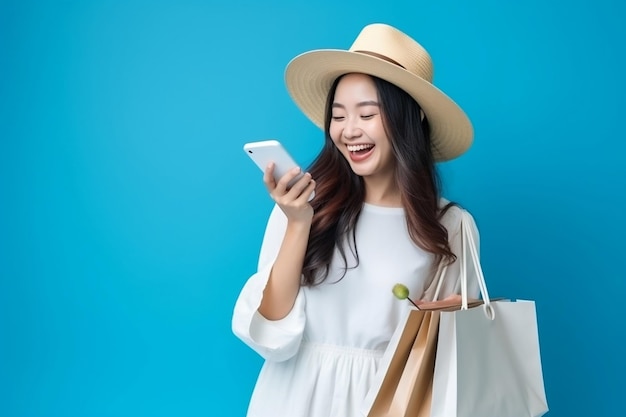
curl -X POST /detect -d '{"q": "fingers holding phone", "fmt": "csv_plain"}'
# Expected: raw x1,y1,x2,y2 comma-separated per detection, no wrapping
265,164,316,219
263,164,302,192
244,140,316,205
270,165,315,201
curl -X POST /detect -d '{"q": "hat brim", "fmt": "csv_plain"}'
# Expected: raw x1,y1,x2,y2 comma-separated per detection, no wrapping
285,50,473,162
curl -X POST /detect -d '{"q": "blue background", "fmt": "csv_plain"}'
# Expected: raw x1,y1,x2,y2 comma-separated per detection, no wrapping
1,0,624,416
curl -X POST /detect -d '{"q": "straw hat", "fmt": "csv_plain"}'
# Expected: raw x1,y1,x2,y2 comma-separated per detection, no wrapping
284,23,473,161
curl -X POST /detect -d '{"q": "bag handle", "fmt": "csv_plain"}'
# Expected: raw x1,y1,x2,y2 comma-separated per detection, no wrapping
432,210,495,318
460,211,495,319
431,261,448,301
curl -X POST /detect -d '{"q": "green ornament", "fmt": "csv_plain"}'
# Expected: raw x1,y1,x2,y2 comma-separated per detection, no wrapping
392,283,410,300
392,283,420,309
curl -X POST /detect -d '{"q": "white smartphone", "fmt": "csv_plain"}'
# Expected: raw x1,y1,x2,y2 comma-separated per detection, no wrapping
243,140,314,200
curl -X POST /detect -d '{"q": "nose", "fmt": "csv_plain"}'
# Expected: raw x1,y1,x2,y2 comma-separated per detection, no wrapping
342,116,363,140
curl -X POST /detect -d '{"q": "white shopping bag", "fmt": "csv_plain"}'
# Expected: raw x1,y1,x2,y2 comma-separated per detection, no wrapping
430,213,548,417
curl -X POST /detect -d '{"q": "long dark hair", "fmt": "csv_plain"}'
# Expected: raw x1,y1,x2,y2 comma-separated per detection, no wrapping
302,74,456,286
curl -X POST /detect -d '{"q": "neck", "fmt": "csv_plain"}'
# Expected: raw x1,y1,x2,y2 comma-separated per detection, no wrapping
363,176,402,207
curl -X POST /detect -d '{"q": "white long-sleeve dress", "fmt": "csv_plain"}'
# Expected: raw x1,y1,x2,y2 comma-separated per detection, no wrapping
232,202,480,417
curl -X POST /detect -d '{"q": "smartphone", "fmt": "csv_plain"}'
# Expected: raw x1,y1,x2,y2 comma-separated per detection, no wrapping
243,140,314,200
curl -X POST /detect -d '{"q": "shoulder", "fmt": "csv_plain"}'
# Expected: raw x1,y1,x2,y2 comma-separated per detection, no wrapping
439,198,478,237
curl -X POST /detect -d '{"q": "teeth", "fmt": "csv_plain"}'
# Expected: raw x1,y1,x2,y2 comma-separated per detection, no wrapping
347,144,374,152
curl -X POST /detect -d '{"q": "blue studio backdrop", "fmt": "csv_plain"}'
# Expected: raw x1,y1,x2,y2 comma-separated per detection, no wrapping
1,0,625,416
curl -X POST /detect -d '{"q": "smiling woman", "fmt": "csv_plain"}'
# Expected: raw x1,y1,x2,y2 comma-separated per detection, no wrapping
231,23,479,417
329,74,396,186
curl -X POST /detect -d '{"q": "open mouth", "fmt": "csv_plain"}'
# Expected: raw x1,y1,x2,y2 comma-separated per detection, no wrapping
346,143,375,162
347,144,375,154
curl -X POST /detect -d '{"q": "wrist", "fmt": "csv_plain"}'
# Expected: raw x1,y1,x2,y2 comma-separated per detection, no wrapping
285,218,312,233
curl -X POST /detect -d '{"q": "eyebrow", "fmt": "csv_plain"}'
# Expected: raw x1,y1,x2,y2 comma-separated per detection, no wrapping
332,100,380,109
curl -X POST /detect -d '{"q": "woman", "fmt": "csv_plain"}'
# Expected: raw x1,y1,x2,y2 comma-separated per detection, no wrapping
232,23,480,417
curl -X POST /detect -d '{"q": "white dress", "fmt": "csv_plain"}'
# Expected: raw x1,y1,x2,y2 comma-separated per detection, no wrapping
232,202,480,417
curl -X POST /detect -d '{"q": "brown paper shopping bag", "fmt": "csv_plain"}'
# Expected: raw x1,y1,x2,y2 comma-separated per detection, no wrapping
362,297,486,417
364,307,440,417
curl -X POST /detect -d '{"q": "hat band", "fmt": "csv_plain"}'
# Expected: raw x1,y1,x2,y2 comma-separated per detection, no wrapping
354,50,406,69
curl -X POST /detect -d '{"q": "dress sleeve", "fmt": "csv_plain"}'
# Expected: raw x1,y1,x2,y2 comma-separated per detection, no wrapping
231,204,306,362
423,207,481,300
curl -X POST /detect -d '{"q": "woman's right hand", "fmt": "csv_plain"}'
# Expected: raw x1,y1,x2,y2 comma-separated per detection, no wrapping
264,163,316,223
258,163,315,320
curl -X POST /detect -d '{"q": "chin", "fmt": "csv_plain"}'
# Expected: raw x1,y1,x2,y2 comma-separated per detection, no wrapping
349,165,375,177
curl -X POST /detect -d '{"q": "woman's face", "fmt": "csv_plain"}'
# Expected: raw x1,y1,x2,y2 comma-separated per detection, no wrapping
329,73,395,181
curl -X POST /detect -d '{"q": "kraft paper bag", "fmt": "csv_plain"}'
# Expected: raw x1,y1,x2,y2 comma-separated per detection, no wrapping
363,297,485,417
363,308,440,417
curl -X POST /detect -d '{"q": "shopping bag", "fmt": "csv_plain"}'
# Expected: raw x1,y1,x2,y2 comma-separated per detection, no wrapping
430,212,549,417
364,307,440,417
362,258,486,417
